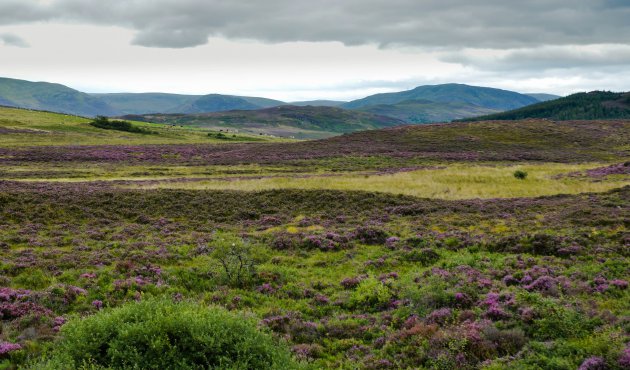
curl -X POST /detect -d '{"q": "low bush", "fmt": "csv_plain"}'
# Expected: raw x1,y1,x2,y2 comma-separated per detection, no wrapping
89,116,155,134
514,170,528,180
31,299,296,369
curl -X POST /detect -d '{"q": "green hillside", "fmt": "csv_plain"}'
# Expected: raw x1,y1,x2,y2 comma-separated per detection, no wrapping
92,93,199,114
356,99,499,123
343,83,539,110
0,106,281,147
123,105,404,138
0,77,115,116
462,91,630,121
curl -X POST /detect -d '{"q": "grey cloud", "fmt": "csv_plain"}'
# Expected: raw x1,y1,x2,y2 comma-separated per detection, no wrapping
442,45,630,72
0,33,29,47
0,0,629,49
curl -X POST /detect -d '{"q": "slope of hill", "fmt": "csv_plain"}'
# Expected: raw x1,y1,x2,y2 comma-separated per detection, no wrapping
342,83,539,110
95,93,285,114
0,77,289,116
0,77,115,116
355,99,499,123
0,106,281,147
289,100,346,107
526,93,561,102
462,91,630,121
123,105,404,138
92,93,199,115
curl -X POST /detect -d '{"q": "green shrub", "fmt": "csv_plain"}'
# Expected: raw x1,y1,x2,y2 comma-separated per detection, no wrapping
349,277,392,311
211,233,259,288
31,299,296,369
513,170,528,180
89,116,155,134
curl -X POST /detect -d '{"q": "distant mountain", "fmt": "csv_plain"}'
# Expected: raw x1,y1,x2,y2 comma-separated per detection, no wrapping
92,93,199,115
289,100,346,107
342,83,539,111
0,77,115,116
356,99,500,123
94,93,286,114
0,77,288,116
461,91,630,121
122,105,404,138
526,93,561,102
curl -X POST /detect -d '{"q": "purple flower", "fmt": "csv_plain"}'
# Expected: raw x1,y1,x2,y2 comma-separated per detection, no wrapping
578,356,606,370
619,345,630,368
92,300,103,309
0,341,22,355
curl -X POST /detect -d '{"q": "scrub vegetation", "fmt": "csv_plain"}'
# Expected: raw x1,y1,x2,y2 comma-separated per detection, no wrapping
0,106,628,369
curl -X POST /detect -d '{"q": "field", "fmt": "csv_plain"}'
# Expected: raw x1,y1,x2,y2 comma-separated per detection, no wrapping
0,108,629,369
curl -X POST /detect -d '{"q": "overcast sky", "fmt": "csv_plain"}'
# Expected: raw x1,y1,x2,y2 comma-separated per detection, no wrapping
1,0,629,101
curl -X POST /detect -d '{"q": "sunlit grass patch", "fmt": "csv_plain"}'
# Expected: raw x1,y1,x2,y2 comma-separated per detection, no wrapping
136,162,630,199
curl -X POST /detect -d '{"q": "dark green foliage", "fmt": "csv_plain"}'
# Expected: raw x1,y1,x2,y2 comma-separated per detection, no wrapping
463,91,630,121
31,299,296,369
514,170,528,180
89,116,155,134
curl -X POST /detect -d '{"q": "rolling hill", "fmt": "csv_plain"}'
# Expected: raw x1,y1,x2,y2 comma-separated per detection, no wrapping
0,77,288,116
461,91,630,121
0,105,280,147
122,105,404,139
355,99,500,123
342,83,539,110
0,77,116,116
92,93,199,115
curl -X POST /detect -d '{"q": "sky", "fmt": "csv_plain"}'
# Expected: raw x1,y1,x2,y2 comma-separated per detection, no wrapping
1,0,629,101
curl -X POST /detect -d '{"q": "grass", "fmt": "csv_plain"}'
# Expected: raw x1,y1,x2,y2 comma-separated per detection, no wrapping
0,106,288,147
135,163,630,199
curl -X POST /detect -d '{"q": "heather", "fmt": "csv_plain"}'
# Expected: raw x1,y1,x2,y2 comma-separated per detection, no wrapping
0,182,628,368
1,111,629,368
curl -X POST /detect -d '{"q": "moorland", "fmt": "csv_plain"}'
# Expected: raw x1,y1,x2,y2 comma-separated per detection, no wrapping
0,99,629,369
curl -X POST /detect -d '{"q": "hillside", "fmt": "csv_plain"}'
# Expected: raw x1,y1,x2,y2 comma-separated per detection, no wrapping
0,77,115,116
289,100,346,107
342,83,539,110
0,106,280,147
355,99,499,123
92,93,199,115
123,105,404,138
462,91,630,121
0,77,289,116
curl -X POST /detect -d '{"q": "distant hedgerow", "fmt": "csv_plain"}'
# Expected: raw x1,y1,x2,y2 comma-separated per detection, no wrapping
89,116,155,134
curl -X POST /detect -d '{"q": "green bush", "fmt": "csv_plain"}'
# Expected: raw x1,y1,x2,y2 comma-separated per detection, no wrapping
513,170,528,180
89,116,155,134
349,277,392,311
31,299,296,369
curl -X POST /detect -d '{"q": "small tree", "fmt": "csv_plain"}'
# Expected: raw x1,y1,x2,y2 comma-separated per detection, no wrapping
513,170,528,180
211,232,257,287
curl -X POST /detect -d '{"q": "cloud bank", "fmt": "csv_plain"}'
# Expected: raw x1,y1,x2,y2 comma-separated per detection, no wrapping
1,0,629,49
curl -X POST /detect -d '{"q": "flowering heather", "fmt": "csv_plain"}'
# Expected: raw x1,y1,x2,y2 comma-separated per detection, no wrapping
0,342,21,355
0,176,628,368
578,356,607,370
